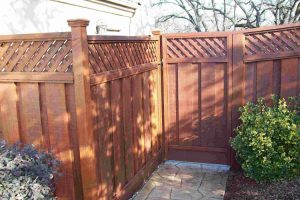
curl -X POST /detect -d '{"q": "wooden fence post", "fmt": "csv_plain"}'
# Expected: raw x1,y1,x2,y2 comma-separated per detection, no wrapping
231,32,245,170
152,30,165,160
68,19,99,199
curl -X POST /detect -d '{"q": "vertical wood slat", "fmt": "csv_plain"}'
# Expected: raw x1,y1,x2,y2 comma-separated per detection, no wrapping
44,83,75,199
18,83,43,148
214,63,226,148
149,69,159,156
111,79,126,194
143,72,152,161
281,58,299,98
0,83,20,144
244,63,257,102
165,64,178,145
257,61,274,101
178,63,199,146
132,74,145,170
122,78,135,181
92,83,114,199
200,63,216,147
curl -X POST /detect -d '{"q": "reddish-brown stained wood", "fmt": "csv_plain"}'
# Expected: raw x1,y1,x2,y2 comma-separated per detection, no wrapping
245,62,257,102
122,78,135,181
273,60,281,96
65,83,84,200
200,62,216,147
214,63,226,148
68,19,99,199
149,69,159,156
0,83,20,144
281,58,299,98
132,74,145,169
165,64,178,145
92,83,114,199
143,72,152,161
44,83,75,200
257,61,273,101
232,33,245,131
178,63,199,146
18,83,43,148
111,79,126,194
0,20,299,200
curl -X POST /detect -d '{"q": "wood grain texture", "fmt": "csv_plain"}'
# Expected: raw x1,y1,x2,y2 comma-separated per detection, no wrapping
0,83,20,144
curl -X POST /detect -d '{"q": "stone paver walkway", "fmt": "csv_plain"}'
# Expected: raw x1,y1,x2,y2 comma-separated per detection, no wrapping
131,160,230,200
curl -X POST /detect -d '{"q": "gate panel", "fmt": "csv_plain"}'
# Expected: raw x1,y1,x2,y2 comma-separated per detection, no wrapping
162,33,231,164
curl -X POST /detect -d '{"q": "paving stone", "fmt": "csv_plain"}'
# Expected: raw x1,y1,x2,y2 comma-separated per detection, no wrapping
131,161,229,200
171,188,204,200
148,186,172,199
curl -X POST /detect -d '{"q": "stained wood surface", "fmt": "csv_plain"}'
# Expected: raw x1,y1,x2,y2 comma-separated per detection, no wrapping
162,24,300,166
0,22,299,200
90,63,162,199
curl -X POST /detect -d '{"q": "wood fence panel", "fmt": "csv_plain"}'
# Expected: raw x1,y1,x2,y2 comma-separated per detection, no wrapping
163,33,230,164
89,62,162,200
163,23,300,166
0,80,78,200
0,28,161,200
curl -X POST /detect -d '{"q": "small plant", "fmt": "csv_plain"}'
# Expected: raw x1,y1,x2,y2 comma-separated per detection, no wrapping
0,140,60,199
231,96,300,182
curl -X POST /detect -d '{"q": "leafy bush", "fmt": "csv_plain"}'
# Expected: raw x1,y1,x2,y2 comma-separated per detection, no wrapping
0,141,60,199
231,96,300,182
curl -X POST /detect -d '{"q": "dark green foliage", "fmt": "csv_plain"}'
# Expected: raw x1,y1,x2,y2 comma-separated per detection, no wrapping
0,141,60,199
231,96,300,182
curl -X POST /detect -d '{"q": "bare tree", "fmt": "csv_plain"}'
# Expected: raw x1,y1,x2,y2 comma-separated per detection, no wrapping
153,0,300,32
153,0,208,32
266,0,300,24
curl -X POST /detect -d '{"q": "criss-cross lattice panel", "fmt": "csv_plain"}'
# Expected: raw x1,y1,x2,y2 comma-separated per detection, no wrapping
166,37,227,59
0,38,73,72
88,41,158,74
244,28,300,59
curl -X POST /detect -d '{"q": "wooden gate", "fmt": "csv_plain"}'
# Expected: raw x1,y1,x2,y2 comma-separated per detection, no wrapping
162,24,300,165
162,32,232,164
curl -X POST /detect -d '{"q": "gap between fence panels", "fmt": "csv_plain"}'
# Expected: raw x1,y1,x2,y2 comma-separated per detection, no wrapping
0,19,299,200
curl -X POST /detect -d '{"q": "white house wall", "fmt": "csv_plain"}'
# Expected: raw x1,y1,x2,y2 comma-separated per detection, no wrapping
0,0,133,35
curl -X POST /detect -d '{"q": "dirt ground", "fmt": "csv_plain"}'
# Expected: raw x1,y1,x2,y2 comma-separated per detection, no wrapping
224,171,300,200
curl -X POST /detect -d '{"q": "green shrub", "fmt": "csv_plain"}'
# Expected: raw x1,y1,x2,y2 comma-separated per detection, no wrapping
0,140,60,199
231,96,300,182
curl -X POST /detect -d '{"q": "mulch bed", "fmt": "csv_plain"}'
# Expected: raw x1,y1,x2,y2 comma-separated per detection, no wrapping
224,171,300,200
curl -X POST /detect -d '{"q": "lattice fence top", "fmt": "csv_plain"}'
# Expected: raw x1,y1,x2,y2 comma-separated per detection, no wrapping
166,37,227,59
244,28,300,58
88,41,158,74
0,36,72,72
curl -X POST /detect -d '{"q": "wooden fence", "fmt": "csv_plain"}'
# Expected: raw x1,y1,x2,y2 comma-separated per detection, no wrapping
162,23,300,167
0,20,163,200
0,19,299,200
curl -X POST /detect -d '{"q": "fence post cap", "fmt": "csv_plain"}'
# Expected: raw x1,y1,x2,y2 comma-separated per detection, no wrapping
67,19,90,27
152,29,161,35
